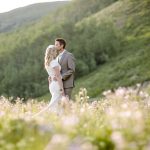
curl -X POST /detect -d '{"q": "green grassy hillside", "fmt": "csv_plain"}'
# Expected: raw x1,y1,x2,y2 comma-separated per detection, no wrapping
0,1,68,33
38,0,150,100
73,0,150,97
0,0,117,99
0,0,149,100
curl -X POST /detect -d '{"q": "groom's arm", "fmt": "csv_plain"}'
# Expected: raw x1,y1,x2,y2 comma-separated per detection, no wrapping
62,54,75,81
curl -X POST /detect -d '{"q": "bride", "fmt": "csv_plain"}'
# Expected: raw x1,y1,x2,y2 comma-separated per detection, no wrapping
44,45,67,114
33,45,68,117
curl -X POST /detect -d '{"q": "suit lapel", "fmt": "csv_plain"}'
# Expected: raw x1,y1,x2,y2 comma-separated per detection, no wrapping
59,50,67,64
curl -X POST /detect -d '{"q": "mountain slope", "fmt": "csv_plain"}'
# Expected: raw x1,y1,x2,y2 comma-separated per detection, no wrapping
0,1,68,33
0,0,149,100
0,0,117,99
38,0,150,100
72,0,150,97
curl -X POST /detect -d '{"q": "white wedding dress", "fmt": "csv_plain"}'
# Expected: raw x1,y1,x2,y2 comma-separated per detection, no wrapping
45,59,63,114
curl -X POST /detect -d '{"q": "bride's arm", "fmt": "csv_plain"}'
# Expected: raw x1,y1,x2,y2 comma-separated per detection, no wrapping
53,66,65,96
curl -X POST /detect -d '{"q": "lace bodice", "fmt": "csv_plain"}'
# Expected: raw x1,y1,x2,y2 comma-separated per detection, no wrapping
46,59,61,78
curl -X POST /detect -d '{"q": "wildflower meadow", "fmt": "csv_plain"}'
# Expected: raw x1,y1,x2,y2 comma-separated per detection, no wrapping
0,85,150,150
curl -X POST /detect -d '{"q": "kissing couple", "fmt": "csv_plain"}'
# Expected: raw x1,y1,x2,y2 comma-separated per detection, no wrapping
35,38,75,116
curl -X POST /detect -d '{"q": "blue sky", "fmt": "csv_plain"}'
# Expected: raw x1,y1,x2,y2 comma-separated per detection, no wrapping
0,0,69,13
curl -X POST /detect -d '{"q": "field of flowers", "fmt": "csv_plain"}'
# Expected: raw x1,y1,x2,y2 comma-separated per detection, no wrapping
0,85,150,150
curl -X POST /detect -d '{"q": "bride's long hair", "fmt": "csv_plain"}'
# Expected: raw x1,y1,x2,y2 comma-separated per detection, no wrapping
44,45,58,68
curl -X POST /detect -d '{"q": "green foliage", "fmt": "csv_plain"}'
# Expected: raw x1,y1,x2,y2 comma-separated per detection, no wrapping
74,19,122,66
73,45,150,98
72,0,150,97
0,118,51,150
0,0,120,99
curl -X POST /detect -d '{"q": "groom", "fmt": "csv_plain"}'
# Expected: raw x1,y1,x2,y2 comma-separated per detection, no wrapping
49,38,75,99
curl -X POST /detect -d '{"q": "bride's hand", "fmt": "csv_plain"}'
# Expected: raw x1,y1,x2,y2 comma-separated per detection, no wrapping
61,91,65,97
60,89,65,96
48,76,51,84
61,92,65,97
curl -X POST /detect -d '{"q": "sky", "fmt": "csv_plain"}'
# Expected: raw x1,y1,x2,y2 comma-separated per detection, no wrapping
0,0,68,13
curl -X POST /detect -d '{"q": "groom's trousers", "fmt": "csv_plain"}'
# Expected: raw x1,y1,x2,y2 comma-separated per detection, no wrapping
64,88,73,100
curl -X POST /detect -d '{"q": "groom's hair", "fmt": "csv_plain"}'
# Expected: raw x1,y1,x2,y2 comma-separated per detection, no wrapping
55,38,66,49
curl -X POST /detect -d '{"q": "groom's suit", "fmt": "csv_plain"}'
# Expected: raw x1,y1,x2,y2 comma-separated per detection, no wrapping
58,50,75,99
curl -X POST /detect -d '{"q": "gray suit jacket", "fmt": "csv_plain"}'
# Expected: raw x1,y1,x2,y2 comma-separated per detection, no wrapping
59,50,75,89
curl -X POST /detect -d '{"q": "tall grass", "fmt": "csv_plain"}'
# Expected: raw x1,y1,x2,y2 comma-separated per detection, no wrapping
0,85,150,150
